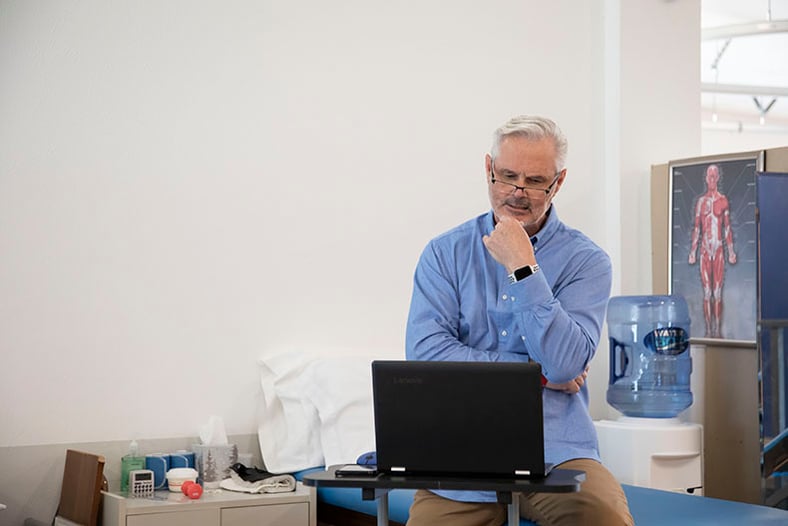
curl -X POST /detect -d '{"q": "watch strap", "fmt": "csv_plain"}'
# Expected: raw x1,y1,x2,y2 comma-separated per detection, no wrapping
508,264,540,283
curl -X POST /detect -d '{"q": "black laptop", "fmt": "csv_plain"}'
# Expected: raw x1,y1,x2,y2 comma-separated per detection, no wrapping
371,360,550,479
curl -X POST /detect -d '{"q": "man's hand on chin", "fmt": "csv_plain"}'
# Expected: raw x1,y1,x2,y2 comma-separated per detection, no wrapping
482,216,536,273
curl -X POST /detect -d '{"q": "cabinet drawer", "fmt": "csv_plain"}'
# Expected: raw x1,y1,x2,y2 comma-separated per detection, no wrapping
127,509,218,526
221,502,308,526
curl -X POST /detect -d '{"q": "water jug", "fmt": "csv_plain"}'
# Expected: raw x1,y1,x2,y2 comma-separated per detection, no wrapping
606,295,692,418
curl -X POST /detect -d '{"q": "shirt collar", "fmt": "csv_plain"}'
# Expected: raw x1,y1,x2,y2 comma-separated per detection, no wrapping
533,205,560,249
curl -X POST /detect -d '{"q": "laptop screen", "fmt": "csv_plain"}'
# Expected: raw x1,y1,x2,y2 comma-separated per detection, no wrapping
372,360,546,478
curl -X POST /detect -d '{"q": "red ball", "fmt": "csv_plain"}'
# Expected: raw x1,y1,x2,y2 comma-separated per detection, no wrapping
181,481,194,495
185,481,203,499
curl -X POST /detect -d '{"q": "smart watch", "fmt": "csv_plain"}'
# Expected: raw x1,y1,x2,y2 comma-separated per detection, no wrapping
508,264,540,284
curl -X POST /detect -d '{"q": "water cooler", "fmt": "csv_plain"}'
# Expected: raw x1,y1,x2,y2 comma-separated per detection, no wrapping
595,295,704,494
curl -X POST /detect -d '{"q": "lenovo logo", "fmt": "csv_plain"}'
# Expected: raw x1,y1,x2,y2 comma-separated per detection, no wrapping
393,376,423,385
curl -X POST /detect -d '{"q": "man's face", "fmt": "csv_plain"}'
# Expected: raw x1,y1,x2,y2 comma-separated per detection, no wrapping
486,136,566,236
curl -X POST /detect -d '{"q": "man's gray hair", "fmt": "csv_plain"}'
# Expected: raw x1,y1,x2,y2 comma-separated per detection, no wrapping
491,115,568,171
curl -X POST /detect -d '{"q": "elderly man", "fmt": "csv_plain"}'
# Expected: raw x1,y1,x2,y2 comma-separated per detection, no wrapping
405,115,633,526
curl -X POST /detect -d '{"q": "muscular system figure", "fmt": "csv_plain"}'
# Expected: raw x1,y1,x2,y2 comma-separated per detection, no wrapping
688,164,737,338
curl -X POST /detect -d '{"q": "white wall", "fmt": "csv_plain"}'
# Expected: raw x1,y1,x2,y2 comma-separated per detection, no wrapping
0,0,700,448
618,0,701,295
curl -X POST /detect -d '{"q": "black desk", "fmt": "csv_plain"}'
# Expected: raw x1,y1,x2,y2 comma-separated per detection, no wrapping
302,465,585,526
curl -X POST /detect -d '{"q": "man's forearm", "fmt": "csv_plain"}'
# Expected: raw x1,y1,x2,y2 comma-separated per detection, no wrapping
514,255,611,384
406,332,530,363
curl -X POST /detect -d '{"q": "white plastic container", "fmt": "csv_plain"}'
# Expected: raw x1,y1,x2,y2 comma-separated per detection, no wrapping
595,417,703,494
166,467,198,492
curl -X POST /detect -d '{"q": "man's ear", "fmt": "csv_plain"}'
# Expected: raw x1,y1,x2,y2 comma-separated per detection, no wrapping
553,168,568,193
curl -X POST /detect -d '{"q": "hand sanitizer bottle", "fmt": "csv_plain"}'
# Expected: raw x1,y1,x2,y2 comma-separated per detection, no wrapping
120,440,145,493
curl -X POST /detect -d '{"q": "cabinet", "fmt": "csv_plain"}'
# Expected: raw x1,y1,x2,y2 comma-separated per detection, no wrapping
102,483,316,526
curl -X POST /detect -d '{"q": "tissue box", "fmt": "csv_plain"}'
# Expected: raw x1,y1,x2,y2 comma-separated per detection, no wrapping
192,444,238,489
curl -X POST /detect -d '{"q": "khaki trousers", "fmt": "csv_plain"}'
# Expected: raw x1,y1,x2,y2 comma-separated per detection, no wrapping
406,458,634,526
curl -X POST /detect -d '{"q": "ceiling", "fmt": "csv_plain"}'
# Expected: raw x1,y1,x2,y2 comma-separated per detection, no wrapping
701,0,788,131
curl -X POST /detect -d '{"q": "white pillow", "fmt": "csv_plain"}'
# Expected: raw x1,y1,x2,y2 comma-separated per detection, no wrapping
257,352,379,472
302,356,376,468
257,352,325,473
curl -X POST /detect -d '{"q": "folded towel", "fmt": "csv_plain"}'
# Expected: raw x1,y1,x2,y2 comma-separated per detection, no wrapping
220,463,297,494
220,474,296,493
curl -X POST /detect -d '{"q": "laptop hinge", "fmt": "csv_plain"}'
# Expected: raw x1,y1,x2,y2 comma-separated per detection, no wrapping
391,466,406,472
514,469,531,476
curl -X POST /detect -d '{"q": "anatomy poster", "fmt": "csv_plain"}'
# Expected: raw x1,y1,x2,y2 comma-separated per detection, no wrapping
669,156,759,343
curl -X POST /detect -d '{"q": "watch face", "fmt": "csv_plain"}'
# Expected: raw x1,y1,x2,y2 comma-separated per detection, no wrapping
510,264,539,283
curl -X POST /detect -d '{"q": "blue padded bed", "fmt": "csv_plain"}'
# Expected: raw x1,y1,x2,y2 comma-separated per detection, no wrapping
295,468,788,525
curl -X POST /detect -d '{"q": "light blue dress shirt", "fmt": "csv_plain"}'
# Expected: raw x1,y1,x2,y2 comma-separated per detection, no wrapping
405,206,612,502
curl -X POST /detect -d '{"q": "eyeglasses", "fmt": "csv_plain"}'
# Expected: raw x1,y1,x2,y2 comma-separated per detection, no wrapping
490,161,561,196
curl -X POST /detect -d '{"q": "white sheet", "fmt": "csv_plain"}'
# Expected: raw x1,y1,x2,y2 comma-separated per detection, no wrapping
258,351,325,473
302,355,376,468
257,351,377,473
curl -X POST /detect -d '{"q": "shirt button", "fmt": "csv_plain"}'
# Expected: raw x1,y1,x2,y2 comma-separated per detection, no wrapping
501,330,508,337
510,296,515,301
502,294,508,300
521,336,526,341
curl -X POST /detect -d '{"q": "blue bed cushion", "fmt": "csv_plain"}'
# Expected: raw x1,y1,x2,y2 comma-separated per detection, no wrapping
295,468,788,525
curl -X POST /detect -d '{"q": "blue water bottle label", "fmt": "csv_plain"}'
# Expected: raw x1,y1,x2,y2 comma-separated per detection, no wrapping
643,327,689,355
